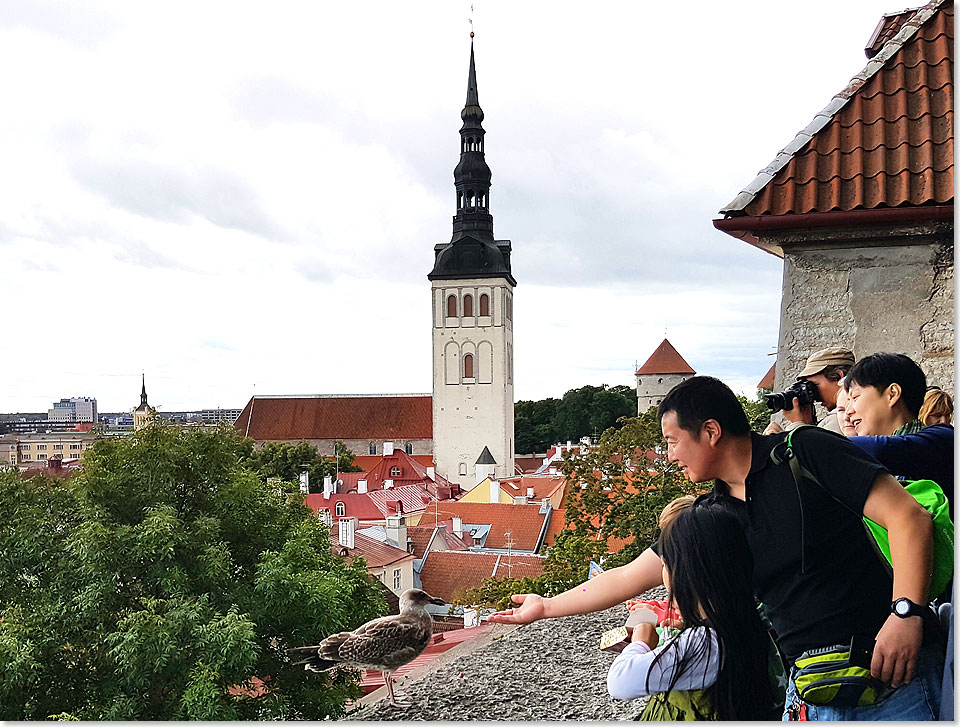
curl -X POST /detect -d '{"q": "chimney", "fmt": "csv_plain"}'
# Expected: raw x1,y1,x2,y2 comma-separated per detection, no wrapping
567,440,572,450
338,517,357,549
490,477,500,503
426,466,435,481
384,479,394,489
539,498,551,514
385,515,407,550
319,508,333,527
452,515,463,538
513,495,529,505
299,470,309,494
357,479,368,494
384,441,394,456
527,486,534,498
323,476,333,500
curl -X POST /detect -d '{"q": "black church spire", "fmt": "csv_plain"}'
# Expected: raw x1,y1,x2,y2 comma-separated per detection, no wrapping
428,40,515,286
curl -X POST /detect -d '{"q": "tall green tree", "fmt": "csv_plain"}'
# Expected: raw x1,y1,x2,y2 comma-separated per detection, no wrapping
0,424,384,720
240,440,360,494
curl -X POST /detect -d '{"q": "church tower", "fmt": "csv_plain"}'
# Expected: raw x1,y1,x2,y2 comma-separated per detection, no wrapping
133,374,156,431
428,39,516,487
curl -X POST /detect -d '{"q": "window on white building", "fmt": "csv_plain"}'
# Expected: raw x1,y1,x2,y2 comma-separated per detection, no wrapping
393,569,401,590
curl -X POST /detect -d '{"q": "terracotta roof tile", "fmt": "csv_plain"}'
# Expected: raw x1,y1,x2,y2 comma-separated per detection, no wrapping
758,363,776,390
498,474,566,502
722,0,953,218
234,395,432,441
304,492,384,521
514,455,544,472
635,339,696,375
420,501,551,551
419,550,546,603
867,8,922,58
350,454,435,472
328,529,414,569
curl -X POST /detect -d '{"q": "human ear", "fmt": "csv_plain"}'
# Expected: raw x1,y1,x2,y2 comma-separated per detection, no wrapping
702,419,722,444
885,383,902,408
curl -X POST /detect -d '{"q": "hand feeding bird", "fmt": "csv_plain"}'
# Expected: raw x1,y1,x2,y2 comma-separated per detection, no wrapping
287,588,446,706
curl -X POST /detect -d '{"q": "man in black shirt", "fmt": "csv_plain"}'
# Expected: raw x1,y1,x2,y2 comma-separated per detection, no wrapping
490,376,941,720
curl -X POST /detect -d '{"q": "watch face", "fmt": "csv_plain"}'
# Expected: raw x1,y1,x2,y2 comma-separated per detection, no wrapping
895,599,910,616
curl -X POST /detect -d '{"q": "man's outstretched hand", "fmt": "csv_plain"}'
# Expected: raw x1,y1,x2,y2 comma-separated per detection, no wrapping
486,593,546,625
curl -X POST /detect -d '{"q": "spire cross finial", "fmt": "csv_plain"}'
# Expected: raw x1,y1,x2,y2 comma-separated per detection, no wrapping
469,4,474,38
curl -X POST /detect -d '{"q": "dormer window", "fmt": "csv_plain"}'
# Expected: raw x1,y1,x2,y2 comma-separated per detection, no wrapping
390,466,402,477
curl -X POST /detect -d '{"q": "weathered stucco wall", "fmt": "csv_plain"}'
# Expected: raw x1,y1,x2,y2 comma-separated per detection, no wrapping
772,222,953,395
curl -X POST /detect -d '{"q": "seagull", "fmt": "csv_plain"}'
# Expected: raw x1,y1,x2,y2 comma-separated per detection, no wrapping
287,588,446,706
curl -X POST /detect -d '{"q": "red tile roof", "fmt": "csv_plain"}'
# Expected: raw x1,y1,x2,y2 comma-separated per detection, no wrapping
514,455,544,472
635,339,696,375
541,507,635,554
304,492,384,521
420,501,551,552
419,550,547,603
720,1,953,220
365,484,436,517
234,395,432,441
406,524,470,558
328,528,414,569
758,362,776,390
361,449,454,491
498,474,566,502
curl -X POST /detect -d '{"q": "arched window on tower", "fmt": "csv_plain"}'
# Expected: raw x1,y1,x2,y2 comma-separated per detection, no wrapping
457,191,463,209
404,442,413,455
479,293,490,316
463,354,474,379
463,294,473,317
466,190,474,208
446,294,457,318
478,192,486,208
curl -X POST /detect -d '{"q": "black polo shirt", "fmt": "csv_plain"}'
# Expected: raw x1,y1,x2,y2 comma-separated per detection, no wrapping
668,428,893,662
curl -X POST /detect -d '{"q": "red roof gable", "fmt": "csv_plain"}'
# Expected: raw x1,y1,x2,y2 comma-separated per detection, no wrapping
419,550,547,603
350,454,435,472
758,362,776,390
420,501,551,552
635,339,696,375
497,474,566,501
234,395,432,441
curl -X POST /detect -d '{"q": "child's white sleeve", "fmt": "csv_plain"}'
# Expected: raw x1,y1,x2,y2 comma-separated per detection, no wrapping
606,627,721,701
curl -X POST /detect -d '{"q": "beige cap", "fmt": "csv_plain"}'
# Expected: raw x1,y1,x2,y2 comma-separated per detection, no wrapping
799,347,855,377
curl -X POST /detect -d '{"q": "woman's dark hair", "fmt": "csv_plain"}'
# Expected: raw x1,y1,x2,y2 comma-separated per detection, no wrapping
844,352,927,417
650,504,775,720
657,376,750,437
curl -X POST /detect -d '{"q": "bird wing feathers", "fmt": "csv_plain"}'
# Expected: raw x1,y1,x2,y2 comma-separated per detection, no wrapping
320,614,432,671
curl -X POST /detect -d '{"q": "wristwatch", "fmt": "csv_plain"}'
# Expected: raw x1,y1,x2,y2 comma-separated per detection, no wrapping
891,597,927,619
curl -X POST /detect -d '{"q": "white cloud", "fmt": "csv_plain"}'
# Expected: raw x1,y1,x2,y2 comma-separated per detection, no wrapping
0,0,894,411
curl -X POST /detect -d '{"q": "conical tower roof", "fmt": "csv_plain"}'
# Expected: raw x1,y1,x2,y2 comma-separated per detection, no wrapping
635,339,696,376
476,446,497,465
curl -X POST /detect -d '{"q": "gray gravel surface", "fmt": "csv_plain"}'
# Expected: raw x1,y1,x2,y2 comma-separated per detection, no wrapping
345,587,668,721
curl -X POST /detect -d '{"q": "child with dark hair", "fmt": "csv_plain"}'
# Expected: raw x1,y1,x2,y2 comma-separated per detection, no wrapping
607,505,780,720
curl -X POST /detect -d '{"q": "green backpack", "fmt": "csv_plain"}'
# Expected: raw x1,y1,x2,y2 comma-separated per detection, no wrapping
777,426,954,601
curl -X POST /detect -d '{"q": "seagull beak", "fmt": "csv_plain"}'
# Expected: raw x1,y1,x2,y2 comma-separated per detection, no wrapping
429,596,446,606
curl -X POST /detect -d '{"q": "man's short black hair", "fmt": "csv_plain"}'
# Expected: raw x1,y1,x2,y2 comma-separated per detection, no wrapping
844,353,927,417
658,376,751,437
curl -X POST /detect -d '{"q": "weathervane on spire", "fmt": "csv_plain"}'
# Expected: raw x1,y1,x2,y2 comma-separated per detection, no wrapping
469,3,474,38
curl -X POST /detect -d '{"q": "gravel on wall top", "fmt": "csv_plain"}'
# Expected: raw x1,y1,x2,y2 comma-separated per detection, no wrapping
345,587,669,722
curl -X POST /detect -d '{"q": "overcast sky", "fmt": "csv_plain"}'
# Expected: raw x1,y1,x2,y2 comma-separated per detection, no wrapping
2,0,896,413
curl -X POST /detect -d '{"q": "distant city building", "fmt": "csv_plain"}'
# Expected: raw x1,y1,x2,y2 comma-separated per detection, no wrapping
47,396,97,424
635,339,696,414
1,430,98,467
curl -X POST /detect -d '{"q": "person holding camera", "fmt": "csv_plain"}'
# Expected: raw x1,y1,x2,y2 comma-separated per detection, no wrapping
764,347,855,435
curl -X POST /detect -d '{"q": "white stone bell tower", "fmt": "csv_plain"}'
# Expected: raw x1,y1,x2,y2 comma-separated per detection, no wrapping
428,39,515,488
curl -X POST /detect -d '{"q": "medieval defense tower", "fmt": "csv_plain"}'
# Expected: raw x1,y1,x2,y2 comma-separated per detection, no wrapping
428,40,516,487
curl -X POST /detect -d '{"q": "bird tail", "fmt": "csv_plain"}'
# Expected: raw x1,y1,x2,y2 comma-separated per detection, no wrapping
286,645,339,672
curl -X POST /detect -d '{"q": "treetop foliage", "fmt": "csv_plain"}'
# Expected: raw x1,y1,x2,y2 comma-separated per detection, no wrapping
0,424,383,720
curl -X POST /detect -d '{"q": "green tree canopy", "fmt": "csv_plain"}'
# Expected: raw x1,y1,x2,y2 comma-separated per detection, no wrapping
515,384,637,454
240,440,360,494
0,424,384,720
